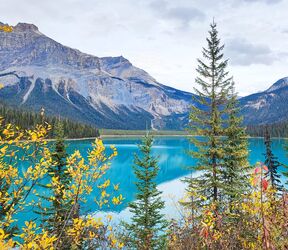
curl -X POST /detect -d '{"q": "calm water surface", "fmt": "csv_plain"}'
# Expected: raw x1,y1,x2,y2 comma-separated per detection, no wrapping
15,137,288,226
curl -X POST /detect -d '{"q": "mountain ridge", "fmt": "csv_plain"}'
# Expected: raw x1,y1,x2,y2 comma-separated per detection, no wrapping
0,22,287,129
240,77,288,125
266,77,288,93
0,22,194,130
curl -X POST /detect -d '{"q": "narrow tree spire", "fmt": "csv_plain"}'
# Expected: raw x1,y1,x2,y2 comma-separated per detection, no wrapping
264,128,283,191
125,135,167,250
283,141,288,187
187,21,233,206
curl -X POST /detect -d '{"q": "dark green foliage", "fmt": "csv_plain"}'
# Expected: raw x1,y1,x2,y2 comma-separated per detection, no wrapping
246,121,288,138
187,21,233,205
125,135,167,250
284,141,288,186
35,121,73,248
0,102,100,138
222,89,250,207
264,128,283,191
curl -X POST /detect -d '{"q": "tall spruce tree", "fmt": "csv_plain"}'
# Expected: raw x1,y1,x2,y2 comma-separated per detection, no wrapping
264,128,283,191
35,121,73,247
284,141,288,186
187,21,233,206
126,135,167,250
222,87,250,207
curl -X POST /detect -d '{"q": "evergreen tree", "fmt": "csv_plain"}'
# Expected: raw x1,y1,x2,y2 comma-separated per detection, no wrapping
0,102,100,139
126,135,167,250
187,21,233,206
35,121,73,248
246,121,288,138
284,141,288,186
264,128,283,191
222,87,250,208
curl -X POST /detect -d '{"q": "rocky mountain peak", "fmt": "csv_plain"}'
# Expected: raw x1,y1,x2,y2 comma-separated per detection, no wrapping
101,56,131,67
266,77,288,92
0,21,193,129
14,23,39,32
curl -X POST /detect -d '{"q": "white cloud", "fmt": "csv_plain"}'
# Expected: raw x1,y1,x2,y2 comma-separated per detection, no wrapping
0,0,287,96
150,0,206,29
241,0,282,4
226,38,287,66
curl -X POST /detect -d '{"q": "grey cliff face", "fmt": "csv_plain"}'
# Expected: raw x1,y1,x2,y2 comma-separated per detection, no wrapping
240,77,288,125
0,22,287,129
0,22,194,130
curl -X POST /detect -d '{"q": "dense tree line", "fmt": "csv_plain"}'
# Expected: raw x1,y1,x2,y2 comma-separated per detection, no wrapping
0,103,100,138
247,121,288,138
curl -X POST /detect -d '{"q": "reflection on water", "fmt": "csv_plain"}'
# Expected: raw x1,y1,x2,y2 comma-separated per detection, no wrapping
15,137,288,225
66,137,288,213
66,137,197,214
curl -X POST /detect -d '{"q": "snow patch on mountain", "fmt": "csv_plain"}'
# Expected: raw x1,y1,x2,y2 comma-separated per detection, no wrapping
266,77,288,92
0,22,196,129
246,99,266,110
22,80,35,104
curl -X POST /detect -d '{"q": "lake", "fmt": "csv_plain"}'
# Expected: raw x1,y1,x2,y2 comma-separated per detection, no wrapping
15,137,288,226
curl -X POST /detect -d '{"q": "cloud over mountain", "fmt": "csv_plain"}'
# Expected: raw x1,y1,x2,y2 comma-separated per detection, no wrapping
226,38,287,66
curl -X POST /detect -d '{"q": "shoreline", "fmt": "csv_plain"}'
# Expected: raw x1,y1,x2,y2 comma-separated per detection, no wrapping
9,134,287,143
62,135,288,141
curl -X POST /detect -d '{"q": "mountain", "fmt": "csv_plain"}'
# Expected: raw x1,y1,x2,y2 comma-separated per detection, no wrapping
1,22,287,130
0,22,194,130
240,77,288,125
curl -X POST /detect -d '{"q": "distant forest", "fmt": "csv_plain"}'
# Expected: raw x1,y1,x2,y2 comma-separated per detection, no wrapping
1,101,288,139
0,103,100,139
247,122,288,138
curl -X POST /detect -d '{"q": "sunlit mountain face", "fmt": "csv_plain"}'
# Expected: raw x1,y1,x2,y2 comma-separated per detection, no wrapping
0,23,194,130
0,22,287,129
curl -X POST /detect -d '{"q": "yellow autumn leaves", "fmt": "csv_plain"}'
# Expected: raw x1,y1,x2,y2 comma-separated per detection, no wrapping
0,25,13,33
0,229,14,250
169,163,288,250
19,222,57,250
0,116,124,249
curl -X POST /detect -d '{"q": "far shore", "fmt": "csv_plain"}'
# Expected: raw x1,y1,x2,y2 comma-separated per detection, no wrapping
60,134,288,141
5,133,287,143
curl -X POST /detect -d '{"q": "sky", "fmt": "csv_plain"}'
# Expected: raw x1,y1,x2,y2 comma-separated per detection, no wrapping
0,0,287,96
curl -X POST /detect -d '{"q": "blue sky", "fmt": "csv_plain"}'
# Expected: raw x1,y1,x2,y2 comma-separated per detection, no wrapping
1,0,287,96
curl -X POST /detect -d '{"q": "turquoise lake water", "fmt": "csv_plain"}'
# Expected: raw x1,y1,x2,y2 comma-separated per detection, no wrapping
15,137,288,226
